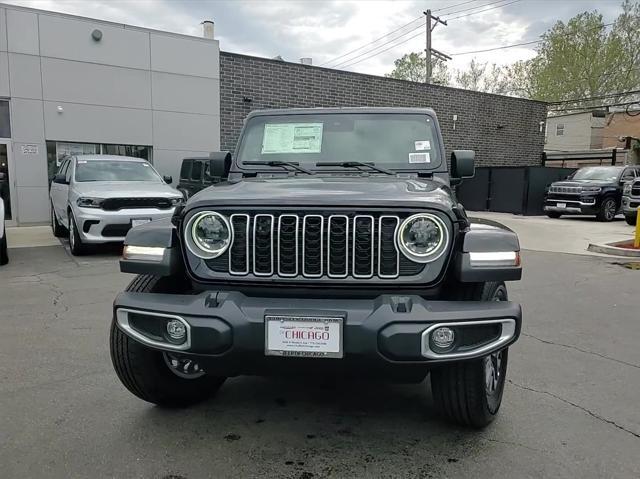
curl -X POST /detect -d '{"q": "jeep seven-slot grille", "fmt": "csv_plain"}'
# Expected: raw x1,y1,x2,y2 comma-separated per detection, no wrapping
206,212,427,280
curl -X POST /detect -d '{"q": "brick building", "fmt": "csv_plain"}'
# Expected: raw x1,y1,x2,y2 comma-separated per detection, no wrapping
219,52,547,168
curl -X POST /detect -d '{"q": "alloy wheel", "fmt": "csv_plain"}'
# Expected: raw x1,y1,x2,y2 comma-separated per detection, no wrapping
604,199,616,221
486,285,506,395
484,350,503,395
163,352,206,379
69,216,75,249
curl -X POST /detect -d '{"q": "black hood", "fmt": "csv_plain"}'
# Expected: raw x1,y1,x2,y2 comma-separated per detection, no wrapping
186,176,456,212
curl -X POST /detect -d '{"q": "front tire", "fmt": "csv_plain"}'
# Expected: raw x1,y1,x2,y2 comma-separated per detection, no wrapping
625,214,637,226
0,233,8,265
68,211,86,255
51,203,66,237
431,281,510,428
110,274,226,407
596,197,617,222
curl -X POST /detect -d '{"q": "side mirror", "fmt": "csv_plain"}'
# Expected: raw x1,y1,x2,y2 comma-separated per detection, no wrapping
163,175,173,184
52,174,69,185
450,150,475,183
209,151,232,180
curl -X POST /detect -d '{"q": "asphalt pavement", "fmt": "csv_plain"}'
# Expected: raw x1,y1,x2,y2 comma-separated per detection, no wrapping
1,239,639,478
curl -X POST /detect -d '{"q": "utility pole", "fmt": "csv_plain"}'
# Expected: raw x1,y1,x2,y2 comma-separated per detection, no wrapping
423,10,450,84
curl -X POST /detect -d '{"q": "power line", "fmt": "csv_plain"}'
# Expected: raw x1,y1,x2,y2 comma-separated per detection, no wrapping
433,0,481,13
450,21,616,56
549,100,640,112
331,22,425,69
336,0,517,71
320,1,481,67
319,16,423,67
549,89,640,105
452,40,540,55
442,0,518,18
446,0,523,21
340,30,426,69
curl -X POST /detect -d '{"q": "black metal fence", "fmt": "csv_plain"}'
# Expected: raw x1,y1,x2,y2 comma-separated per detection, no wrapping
456,166,577,215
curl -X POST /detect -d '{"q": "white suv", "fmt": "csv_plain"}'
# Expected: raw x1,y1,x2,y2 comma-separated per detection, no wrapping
49,155,183,255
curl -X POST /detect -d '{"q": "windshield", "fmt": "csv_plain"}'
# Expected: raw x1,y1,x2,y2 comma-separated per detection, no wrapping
236,113,442,171
570,167,622,181
74,160,162,182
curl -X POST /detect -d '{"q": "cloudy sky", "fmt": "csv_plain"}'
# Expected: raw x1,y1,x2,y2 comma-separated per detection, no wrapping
5,0,626,75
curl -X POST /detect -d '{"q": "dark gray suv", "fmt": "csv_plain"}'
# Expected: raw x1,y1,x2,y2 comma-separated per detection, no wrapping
111,108,523,428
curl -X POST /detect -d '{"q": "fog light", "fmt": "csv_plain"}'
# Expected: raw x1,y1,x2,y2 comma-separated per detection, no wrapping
432,327,455,350
166,319,187,342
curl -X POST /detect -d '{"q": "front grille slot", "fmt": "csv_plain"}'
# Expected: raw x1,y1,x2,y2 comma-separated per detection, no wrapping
229,214,249,275
378,216,400,278
353,215,374,278
303,215,324,277
328,215,349,278
278,215,299,277
632,185,640,196
253,214,274,276
214,212,425,280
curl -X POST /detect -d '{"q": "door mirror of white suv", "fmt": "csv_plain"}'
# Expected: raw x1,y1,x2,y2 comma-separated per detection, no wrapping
52,174,69,185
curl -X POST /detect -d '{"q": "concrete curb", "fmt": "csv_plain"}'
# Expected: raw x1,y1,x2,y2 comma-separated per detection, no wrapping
587,241,640,257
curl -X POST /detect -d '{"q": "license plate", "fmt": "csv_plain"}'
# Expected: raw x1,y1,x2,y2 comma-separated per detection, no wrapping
265,315,343,358
557,202,566,209
131,218,151,228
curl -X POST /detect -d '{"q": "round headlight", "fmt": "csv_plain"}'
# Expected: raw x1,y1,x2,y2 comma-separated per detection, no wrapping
185,211,231,259
397,213,448,263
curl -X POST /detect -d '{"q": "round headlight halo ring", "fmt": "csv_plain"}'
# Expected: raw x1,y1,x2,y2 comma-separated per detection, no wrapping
396,213,449,263
184,210,233,259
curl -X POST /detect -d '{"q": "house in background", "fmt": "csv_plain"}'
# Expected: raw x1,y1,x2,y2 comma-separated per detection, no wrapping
602,110,640,149
545,110,606,151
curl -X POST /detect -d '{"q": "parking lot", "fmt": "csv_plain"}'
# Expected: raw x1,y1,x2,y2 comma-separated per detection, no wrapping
1,215,639,479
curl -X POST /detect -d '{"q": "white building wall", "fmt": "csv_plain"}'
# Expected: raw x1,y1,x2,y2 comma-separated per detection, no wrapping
0,3,220,225
546,112,595,151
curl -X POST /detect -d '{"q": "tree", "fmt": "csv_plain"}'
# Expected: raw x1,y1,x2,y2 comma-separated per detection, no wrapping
526,0,640,107
454,59,512,95
387,1,640,105
386,52,451,85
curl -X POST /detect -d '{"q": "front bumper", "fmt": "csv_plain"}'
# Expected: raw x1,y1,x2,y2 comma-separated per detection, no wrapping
544,196,597,215
622,195,640,216
113,291,522,377
73,206,176,243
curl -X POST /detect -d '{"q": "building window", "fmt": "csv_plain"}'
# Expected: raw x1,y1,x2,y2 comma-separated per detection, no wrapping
46,141,153,182
556,123,565,136
0,101,11,138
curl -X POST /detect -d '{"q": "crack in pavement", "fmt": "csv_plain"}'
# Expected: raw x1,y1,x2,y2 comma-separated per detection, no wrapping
480,436,547,454
508,380,640,440
522,333,640,370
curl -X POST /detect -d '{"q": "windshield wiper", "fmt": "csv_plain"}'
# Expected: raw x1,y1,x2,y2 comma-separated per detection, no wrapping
317,161,394,176
244,160,314,175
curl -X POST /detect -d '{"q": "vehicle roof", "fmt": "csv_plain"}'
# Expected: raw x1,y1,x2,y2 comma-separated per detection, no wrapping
246,107,438,119
71,155,148,162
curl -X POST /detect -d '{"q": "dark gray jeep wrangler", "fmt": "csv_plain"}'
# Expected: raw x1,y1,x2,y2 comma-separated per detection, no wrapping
111,108,522,428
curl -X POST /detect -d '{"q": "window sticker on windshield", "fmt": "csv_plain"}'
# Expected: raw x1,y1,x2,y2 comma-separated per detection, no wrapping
414,140,431,151
409,152,430,164
78,160,87,164
261,123,323,154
